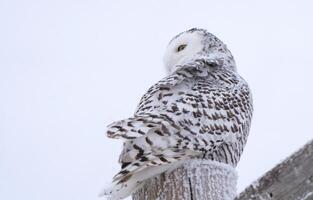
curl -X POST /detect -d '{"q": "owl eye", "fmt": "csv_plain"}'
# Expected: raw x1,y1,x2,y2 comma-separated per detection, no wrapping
177,44,187,52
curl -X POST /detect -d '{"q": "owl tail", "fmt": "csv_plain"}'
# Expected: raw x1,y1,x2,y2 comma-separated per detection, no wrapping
100,162,179,200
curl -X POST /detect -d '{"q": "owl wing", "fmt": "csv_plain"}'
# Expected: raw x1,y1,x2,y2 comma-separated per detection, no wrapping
103,59,253,199
107,58,218,140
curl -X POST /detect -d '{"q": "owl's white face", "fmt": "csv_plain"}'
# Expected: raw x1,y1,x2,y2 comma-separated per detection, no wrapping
163,31,203,74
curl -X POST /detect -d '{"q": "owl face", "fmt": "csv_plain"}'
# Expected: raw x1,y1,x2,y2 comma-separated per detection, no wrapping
163,28,236,74
163,30,203,74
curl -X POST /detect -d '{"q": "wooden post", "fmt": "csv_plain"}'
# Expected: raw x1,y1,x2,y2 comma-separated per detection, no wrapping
236,139,313,200
132,160,237,200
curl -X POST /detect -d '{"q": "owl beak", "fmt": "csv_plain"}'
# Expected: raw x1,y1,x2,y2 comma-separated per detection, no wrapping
205,58,223,68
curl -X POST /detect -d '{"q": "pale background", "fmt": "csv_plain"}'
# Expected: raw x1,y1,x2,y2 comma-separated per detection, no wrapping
1,0,313,199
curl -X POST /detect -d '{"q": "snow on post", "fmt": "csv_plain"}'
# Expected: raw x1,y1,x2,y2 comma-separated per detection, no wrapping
133,159,237,200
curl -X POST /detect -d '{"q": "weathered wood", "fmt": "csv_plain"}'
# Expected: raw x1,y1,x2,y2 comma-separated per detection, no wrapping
236,139,313,200
132,160,237,200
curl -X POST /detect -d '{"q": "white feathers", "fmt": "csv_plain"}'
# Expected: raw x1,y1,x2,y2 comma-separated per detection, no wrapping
102,162,182,200
163,31,203,74
102,28,253,199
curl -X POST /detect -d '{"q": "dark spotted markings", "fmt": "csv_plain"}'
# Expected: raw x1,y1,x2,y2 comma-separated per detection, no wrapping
105,28,253,198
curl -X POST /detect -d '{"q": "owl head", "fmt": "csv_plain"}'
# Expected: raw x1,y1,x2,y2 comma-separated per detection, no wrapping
163,28,236,74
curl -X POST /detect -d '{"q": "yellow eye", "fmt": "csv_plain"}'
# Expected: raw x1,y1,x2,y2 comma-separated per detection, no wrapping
177,44,187,52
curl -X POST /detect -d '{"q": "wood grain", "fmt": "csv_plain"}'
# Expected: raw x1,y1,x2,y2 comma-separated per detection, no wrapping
133,160,237,200
236,139,313,200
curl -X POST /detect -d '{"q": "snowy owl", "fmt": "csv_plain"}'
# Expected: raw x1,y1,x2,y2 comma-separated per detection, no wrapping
102,28,253,199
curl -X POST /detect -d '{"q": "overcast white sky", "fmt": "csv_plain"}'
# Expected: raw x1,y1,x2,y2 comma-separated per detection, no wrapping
1,0,313,199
